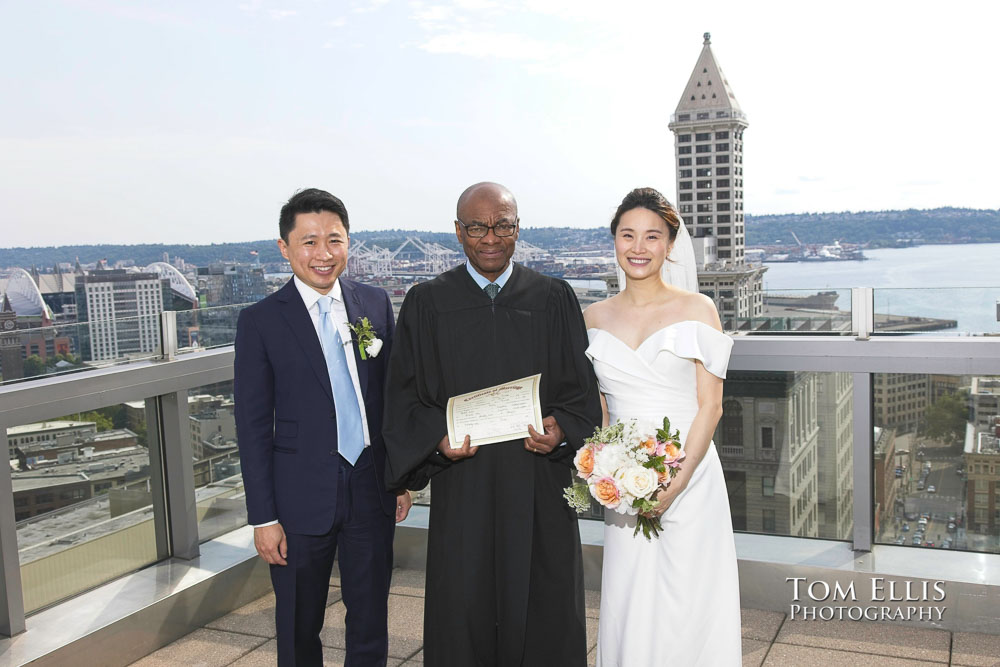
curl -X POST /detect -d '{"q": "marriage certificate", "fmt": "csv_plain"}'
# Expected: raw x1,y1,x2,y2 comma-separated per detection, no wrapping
447,374,544,448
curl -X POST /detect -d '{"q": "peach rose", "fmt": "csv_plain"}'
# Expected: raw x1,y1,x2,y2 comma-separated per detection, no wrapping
590,476,621,509
663,443,681,460
574,446,595,479
640,437,657,454
657,468,672,485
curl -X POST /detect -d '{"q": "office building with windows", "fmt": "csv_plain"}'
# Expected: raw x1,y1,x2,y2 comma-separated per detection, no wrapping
668,33,765,328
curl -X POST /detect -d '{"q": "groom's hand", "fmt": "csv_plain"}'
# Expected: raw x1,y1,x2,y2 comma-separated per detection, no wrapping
524,416,564,455
438,434,478,461
254,523,288,566
395,490,412,523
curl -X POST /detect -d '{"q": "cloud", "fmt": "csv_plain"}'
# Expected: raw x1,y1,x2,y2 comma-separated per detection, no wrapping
354,0,391,14
419,30,570,60
330,17,347,27
268,9,298,19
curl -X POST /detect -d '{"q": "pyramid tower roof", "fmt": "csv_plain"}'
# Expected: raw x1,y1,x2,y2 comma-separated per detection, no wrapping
674,33,743,116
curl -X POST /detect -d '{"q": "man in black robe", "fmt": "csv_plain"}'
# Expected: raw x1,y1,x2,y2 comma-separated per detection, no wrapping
383,182,602,666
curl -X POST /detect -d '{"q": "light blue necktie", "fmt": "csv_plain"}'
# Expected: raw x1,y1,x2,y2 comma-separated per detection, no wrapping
317,296,364,465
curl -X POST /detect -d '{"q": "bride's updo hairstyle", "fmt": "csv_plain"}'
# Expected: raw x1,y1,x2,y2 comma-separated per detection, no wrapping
610,187,681,242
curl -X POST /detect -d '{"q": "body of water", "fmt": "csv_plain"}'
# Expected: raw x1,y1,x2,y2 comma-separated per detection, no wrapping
762,242,1000,334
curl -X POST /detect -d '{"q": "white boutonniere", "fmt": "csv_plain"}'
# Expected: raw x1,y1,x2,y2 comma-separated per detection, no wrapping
347,317,382,360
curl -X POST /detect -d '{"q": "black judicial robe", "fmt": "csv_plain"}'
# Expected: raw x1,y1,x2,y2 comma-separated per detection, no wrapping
384,263,602,667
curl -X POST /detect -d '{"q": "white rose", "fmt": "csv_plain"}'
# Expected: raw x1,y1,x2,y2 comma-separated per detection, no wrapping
618,465,659,500
365,338,383,358
593,446,627,478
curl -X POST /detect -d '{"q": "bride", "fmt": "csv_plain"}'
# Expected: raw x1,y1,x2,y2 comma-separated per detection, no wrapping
584,187,741,666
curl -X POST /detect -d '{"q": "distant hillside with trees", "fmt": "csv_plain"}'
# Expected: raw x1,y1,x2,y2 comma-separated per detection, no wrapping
745,207,1000,247
1,208,996,268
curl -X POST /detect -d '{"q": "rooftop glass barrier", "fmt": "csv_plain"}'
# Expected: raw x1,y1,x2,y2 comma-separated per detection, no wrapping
873,287,1000,336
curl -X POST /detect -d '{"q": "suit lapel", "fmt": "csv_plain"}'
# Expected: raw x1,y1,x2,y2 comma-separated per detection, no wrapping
340,279,370,402
276,280,334,404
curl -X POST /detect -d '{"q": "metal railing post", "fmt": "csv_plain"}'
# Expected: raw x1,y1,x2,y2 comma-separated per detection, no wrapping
0,428,26,636
157,391,199,560
852,287,874,339
851,372,873,551
159,311,178,361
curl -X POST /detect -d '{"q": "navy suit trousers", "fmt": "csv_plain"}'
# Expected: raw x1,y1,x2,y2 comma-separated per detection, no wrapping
270,448,395,667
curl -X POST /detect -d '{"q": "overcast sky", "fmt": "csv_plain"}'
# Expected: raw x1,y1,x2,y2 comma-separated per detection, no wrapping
2,0,998,246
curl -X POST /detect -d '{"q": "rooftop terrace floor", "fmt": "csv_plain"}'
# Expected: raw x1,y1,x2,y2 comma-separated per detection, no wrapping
129,566,1000,667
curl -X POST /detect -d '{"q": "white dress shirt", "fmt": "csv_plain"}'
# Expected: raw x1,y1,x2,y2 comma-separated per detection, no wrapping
252,276,372,529
292,275,373,449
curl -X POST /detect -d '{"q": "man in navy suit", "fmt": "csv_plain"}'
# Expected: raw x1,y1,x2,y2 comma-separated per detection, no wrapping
235,188,411,666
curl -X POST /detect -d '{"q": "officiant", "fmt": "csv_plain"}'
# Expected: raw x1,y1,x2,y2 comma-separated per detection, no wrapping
383,182,602,666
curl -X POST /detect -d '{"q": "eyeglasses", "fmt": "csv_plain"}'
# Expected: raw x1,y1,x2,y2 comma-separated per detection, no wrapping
456,218,518,238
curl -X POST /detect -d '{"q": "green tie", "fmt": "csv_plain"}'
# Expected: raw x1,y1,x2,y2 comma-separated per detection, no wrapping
484,283,500,300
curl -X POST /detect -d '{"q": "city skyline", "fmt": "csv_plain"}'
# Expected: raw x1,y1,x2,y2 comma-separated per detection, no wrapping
3,1,999,247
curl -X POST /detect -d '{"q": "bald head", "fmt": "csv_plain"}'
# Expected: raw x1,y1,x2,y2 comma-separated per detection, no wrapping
456,182,518,220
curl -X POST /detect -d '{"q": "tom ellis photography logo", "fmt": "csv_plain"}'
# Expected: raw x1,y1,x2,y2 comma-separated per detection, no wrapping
787,577,947,622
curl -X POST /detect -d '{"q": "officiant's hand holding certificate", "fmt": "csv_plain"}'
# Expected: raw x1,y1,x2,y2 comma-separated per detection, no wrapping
447,374,544,448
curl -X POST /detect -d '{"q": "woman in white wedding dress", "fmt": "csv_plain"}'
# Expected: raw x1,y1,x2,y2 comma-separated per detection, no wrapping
584,188,741,666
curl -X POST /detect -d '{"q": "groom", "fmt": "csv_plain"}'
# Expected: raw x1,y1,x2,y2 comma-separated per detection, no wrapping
235,188,410,666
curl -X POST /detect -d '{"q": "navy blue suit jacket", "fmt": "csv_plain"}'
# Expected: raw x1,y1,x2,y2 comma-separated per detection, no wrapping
234,278,396,535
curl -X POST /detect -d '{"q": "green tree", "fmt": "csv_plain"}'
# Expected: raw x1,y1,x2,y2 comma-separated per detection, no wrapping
23,355,45,377
924,391,968,445
58,410,114,431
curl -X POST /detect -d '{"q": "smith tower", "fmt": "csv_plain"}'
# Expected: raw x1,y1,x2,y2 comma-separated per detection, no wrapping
668,33,764,328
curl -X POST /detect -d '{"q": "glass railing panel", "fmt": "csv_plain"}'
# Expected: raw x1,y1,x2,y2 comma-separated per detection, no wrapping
187,380,247,542
10,398,161,613
873,287,1000,336
567,370,855,538
733,288,853,334
1,315,161,385
873,373,1000,554
717,370,854,539
174,304,253,354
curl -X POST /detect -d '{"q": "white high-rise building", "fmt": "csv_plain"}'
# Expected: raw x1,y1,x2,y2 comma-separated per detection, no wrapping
75,270,166,362
668,33,765,329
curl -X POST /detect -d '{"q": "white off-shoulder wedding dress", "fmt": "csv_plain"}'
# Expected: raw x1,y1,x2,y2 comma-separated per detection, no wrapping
587,320,741,666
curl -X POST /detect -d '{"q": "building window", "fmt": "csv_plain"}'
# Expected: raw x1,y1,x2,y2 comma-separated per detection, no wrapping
696,156,711,165
679,169,692,178
680,204,692,213
716,143,729,151
679,158,692,166
762,509,776,532
718,250,731,258
718,238,731,246
696,112,709,120
695,132,711,141
697,215,713,224
715,131,729,140
717,167,730,176
716,155,730,164
696,145,712,153
677,114,690,121
717,191,731,200
679,193,692,202
696,180,712,189
696,192,713,201
762,477,775,497
696,203,713,212
678,134,691,142
718,227,730,235
696,168,712,177
722,400,743,447
678,146,692,154
717,179,730,188
679,181,692,190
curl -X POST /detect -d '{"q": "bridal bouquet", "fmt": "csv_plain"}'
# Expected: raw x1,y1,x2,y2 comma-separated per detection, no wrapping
563,417,684,539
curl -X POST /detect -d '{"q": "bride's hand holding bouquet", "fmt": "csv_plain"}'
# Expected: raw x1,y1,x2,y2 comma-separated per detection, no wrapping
563,417,685,539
